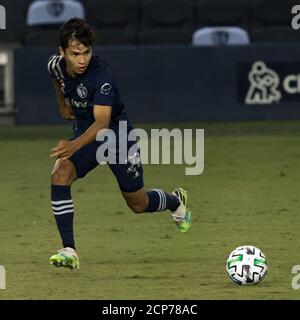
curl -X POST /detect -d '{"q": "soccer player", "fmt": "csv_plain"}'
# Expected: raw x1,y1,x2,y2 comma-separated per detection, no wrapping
48,18,192,269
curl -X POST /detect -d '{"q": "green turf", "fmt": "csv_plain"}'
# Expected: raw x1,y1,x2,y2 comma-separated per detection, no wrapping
0,120,300,299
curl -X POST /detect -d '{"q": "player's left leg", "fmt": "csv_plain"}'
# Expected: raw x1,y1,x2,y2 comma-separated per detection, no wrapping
122,187,192,233
109,149,192,233
121,188,179,214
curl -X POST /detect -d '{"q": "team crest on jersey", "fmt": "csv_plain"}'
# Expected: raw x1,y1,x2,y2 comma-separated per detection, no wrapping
100,83,112,95
77,83,88,99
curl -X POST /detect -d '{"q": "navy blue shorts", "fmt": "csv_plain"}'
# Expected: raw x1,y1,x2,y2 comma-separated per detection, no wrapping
69,140,144,193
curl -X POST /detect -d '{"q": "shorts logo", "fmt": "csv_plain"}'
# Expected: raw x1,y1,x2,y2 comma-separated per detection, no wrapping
100,83,112,95
245,61,281,105
77,83,88,99
126,152,142,179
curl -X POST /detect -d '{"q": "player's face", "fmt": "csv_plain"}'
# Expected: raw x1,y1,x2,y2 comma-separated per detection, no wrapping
60,40,92,76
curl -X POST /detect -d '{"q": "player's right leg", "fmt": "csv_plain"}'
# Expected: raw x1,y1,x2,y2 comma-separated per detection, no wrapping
49,141,102,269
50,159,79,269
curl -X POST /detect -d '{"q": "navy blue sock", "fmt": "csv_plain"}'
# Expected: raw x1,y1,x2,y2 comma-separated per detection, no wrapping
51,185,75,250
145,189,180,212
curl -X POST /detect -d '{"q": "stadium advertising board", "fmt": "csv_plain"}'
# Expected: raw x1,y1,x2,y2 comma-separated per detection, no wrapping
239,61,300,105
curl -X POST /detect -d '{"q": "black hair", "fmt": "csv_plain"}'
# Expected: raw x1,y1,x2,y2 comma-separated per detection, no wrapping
59,18,96,50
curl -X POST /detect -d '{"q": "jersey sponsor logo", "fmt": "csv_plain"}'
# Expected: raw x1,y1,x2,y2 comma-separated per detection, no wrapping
100,83,112,95
69,98,88,109
77,83,88,99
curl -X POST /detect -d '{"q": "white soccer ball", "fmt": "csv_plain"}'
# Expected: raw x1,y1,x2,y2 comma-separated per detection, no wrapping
226,245,268,285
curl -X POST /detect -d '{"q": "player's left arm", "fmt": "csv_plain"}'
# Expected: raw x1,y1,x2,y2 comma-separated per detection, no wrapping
50,105,112,160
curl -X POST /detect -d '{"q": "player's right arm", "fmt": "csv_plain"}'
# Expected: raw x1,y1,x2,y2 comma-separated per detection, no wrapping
48,54,75,120
51,79,75,120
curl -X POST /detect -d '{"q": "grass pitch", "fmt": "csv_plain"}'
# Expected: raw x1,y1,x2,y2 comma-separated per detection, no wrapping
0,120,300,299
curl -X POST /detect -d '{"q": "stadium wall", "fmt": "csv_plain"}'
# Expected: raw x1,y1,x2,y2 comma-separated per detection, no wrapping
14,45,300,125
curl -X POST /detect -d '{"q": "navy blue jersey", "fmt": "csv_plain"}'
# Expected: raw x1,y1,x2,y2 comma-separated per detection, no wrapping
47,54,133,138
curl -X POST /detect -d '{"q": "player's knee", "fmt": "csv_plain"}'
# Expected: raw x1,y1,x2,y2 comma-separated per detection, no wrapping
123,190,148,214
51,167,72,185
127,202,146,214
51,161,76,185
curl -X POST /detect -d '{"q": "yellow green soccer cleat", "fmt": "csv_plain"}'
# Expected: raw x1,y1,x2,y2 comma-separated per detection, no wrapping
49,247,80,270
171,188,192,234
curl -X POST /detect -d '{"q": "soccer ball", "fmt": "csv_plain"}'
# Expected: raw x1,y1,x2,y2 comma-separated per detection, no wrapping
226,245,268,285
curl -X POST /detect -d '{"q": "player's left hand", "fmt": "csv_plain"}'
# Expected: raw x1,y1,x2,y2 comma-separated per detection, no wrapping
50,140,80,160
